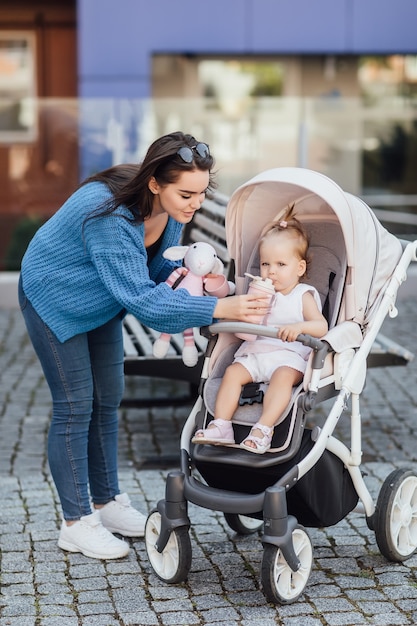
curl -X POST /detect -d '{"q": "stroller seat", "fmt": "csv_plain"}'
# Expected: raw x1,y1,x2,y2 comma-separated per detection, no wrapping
194,216,349,466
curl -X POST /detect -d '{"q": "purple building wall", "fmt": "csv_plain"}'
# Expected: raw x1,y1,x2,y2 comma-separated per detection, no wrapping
77,0,417,98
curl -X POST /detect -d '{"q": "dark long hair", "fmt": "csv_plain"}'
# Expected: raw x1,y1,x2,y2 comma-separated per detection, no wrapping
82,131,216,224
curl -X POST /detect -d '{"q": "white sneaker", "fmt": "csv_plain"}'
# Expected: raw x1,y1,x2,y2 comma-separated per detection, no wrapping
58,510,129,559
98,493,146,537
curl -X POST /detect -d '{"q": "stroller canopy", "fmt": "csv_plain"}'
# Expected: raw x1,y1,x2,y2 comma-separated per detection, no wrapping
225,167,402,327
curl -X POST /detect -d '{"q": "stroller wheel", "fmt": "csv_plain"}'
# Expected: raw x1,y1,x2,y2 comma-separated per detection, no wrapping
224,513,263,535
261,524,312,604
145,509,192,584
374,468,417,562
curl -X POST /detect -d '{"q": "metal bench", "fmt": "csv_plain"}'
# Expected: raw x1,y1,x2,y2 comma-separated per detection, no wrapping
122,192,413,408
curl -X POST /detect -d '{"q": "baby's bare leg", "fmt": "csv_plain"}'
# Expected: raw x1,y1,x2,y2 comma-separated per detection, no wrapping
261,366,302,428
214,362,253,421
191,363,253,445
243,366,302,449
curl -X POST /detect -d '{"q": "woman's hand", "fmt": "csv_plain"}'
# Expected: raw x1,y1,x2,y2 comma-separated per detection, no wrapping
213,294,271,322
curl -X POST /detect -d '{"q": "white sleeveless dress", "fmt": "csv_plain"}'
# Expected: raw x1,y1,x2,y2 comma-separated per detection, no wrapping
233,283,322,381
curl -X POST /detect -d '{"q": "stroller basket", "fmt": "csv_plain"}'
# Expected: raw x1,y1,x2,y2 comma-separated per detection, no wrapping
196,428,359,528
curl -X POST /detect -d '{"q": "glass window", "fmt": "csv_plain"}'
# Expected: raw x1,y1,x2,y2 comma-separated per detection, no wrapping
0,32,36,142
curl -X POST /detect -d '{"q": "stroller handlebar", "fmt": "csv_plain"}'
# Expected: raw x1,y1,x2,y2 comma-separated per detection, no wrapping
204,322,326,352
296,333,327,351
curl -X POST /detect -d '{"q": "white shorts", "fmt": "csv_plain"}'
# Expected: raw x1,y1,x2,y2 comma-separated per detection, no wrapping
234,350,307,383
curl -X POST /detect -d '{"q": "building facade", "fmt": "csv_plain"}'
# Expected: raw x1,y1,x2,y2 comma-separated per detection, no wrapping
0,0,416,268
78,0,417,98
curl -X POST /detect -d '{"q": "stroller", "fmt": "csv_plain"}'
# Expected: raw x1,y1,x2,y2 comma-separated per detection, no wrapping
144,167,417,604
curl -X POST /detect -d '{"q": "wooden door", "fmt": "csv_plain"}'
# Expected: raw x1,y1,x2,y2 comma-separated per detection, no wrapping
0,0,78,269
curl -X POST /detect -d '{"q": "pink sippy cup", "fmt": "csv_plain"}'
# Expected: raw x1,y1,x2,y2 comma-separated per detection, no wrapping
236,273,275,341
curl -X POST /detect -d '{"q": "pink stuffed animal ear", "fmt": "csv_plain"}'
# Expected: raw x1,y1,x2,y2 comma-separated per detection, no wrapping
204,275,235,297
204,275,229,297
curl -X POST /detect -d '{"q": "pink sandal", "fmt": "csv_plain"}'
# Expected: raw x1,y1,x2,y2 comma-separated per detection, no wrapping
240,423,274,454
192,418,235,445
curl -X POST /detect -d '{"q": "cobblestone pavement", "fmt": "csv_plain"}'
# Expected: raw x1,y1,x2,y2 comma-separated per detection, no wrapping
1,280,417,625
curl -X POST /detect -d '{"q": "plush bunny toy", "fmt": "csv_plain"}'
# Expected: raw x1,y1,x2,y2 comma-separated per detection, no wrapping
153,241,235,367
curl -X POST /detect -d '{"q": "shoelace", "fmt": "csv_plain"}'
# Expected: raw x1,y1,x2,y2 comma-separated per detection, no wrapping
93,522,123,544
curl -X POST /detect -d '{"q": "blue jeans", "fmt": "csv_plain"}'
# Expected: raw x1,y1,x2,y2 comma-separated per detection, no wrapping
19,277,124,520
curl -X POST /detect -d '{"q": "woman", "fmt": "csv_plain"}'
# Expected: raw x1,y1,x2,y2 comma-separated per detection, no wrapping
19,131,270,560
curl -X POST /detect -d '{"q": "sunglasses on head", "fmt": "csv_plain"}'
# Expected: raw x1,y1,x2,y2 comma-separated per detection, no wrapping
176,142,210,163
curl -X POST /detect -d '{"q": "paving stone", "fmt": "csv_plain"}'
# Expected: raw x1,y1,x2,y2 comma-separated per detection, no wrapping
281,618,323,626
39,605,78,617
321,613,369,625
120,613,159,626
81,618,120,626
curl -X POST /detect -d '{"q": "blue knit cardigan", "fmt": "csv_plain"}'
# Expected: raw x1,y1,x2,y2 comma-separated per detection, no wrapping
21,182,218,342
